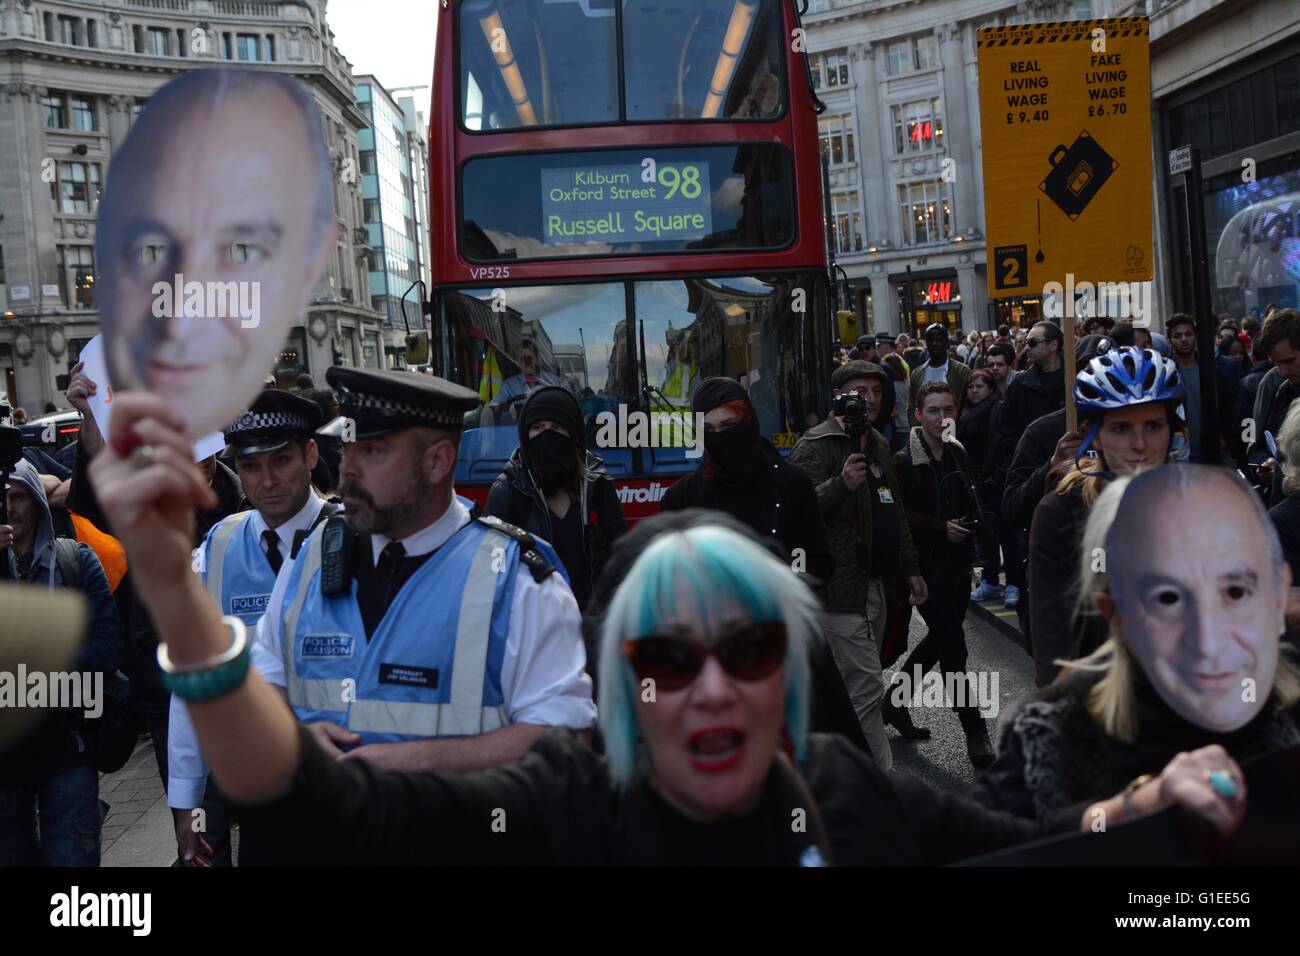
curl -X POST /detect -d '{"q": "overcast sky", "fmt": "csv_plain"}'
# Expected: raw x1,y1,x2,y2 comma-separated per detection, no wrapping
326,0,438,118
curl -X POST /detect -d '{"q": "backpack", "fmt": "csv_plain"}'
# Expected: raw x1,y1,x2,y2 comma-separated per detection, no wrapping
51,538,138,774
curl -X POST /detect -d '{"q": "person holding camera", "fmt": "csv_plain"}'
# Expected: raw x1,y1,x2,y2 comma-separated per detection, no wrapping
789,361,928,770
891,381,994,766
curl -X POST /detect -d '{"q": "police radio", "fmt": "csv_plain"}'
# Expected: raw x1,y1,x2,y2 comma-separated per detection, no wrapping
319,515,354,597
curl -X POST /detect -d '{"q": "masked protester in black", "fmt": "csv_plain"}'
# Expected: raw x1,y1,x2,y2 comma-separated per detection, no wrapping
659,377,833,584
486,386,626,608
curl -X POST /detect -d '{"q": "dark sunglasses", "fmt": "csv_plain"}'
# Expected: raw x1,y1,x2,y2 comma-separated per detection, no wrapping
622,622,788,692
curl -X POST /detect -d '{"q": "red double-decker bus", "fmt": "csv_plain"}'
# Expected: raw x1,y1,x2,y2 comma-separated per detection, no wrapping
429,0,834,519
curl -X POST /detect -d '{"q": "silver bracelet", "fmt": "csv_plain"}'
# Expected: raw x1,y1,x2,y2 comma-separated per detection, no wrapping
157,616,247,676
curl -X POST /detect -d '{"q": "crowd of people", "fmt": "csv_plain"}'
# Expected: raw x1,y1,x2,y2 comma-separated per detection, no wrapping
4,307,1298,866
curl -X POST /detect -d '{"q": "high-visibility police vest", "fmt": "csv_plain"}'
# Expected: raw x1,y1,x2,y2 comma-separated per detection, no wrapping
277,511,554,744
202,512,279,626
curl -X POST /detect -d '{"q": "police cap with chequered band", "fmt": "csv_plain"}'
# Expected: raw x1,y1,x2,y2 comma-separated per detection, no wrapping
224,390,324,457
320,367,481,440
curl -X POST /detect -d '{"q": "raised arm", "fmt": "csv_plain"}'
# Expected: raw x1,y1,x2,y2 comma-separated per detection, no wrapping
89,393,301,806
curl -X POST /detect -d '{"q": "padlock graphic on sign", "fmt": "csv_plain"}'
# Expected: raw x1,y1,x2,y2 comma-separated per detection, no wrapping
1038,130,1118,221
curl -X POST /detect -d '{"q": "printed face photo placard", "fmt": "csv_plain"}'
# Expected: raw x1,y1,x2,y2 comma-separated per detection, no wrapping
1107,465,1288,733
95,70,337,440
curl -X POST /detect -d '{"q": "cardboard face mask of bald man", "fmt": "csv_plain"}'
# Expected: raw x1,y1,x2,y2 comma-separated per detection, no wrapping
95,70,337,439
1106,466,1291,733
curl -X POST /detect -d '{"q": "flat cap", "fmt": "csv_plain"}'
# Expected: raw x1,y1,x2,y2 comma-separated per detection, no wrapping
224,389,323,457
321,367,480,439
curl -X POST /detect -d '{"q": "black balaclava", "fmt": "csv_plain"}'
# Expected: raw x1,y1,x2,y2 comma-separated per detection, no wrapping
693,377,762,481
520,386,585,495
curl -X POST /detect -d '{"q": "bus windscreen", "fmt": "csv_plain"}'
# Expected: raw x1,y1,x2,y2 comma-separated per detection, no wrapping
461,145,795,261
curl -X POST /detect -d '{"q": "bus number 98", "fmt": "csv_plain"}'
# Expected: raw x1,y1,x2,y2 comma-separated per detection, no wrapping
659,164,702,200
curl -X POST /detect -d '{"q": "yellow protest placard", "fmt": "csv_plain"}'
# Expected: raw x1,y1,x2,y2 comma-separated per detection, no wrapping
977,18,1153,299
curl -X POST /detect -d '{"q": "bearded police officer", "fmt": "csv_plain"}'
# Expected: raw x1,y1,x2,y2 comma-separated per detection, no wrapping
167,389,336,865
249,367,595,772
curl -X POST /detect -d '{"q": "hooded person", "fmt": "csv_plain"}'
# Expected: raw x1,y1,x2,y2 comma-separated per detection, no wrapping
659,377,833,585
0,459,125,866
486,385,626,608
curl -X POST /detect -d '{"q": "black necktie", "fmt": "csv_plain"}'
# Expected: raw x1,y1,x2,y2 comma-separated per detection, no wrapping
376,541,406,610
262,529,283,575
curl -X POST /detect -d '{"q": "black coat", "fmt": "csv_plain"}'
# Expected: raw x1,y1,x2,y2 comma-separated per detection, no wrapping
1269,494,1300,586
893,429,978,569
957,396,1001,485
989,364,1067,489
659,439,834,584
977,670,1300,820
1000,407,1068,533
1026,485,1107,687
238,725,1082,865
1234,361,1273,468
1249,366,1300,506
486,450,626,606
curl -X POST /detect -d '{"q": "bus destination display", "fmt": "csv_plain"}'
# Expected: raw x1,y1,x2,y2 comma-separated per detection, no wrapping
541,161,713,245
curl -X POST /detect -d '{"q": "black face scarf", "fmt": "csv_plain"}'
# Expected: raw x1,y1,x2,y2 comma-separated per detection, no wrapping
704,419,763,481
527,429,579,495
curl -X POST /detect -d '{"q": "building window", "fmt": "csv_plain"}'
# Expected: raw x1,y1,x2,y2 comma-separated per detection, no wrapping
236,34,259,61
360,152,377,175
887,40,910,76
53,162,102,215
1075,0,1093,18
43,93,67,129
87,20,98,49
58,246,96,309
892,98,944,154
71,96,97,133
832,191,864,255
133,98,148,120
266,35,276,62
57,15,80,46
364,199,380,223
811,49,850,91
915,35,939,71
147,27,170,57
223,33,233,60
898,180,953,245
887,35,939,75
818,114,856,166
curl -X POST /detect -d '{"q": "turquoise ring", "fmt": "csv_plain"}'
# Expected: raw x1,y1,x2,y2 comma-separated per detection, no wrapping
1208,769,1237,799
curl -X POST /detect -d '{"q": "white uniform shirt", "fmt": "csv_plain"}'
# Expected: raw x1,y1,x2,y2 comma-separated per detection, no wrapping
168,496,595,810
167,493,327,808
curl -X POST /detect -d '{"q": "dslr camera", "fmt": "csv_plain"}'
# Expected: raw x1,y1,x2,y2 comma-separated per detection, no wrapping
833,392,870,439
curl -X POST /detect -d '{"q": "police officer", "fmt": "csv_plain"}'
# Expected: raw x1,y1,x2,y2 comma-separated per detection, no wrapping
252,368,595,772
168,389,335,865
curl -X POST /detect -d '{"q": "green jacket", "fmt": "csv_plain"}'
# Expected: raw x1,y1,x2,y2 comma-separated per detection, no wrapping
907,359,972,425
788,414,920,613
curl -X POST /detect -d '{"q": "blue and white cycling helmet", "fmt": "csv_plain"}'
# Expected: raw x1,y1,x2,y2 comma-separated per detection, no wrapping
1074,346,1185,461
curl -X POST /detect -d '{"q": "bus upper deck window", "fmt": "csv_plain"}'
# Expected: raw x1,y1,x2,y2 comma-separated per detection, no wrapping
460,0,619,130
622,0,784,121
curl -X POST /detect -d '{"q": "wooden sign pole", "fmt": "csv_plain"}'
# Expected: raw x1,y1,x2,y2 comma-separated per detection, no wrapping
1063,316,1077,435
